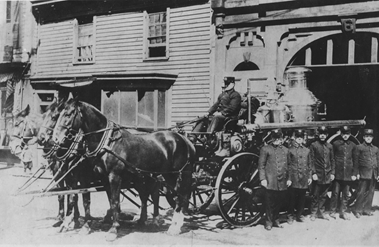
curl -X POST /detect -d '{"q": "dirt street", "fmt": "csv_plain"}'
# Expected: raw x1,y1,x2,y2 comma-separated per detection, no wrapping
1,164,379,246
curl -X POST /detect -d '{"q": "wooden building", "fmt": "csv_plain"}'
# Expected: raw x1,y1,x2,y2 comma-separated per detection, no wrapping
28,0,213,130
212,0,379,143
0,0,36,138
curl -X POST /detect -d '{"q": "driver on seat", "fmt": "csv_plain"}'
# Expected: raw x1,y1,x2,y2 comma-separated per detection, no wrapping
206,76,242,132
190,76,241,156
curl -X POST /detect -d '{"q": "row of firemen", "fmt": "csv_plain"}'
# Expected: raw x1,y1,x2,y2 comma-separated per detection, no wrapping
259,126,379,230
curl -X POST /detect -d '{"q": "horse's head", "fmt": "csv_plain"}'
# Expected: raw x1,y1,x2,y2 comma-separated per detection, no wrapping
37,99,64,146
53,98,82,146
9,105,39,156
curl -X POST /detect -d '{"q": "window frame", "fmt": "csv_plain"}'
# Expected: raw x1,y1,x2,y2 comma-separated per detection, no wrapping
72,17,96,65
101,89,168,130
6,1,11,23
143,8,170,61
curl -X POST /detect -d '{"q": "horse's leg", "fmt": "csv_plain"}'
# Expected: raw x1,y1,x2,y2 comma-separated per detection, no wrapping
102,183,113,223
151,181,162,227
106,173,122,242
53,164,65,227
79,172,93,235
52,194,65,227
59,193,78,232
167,172,192,236
79,193,92,235
134,180,149,226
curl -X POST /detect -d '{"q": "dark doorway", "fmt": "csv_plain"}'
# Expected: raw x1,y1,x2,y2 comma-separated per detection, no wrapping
307,65,379,145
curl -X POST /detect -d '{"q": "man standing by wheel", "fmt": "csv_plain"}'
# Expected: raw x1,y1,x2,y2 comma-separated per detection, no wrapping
353,129,379,218
259,129,291,230
287,129,312,224
309,126,335,221
329,126,356,220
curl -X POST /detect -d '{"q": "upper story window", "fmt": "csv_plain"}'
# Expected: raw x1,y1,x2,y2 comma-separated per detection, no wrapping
6,1,11,23
143,9,170,60
73,16,96,64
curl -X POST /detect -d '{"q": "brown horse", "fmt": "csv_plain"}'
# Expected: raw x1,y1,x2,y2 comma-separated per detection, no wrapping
53,99,196,241
36,99,101,233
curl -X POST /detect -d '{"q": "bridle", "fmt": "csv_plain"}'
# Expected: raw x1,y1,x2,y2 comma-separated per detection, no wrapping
53,106,84,161
56,103,115,159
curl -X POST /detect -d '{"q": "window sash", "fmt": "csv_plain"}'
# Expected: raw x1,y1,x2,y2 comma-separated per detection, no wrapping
144,9,170,59
101,89,166,129
73,18,96,64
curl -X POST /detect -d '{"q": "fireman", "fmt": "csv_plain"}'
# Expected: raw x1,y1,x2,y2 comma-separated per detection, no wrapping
309,126,335,221
190,76,241,157
259,129,291,230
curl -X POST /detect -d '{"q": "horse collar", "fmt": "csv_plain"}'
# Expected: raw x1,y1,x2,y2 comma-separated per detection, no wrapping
85,120,114,158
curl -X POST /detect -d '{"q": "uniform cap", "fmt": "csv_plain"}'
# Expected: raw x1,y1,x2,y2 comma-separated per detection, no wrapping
317,126,328,134
223,76,235,85
294,129,305,138
271,129,283,140
363,129,374,136
340,126,351,134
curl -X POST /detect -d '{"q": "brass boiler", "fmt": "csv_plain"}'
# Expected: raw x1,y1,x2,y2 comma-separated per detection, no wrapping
281,67,320,122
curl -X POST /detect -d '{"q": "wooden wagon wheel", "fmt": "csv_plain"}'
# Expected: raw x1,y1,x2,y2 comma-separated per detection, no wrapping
215,152,264,226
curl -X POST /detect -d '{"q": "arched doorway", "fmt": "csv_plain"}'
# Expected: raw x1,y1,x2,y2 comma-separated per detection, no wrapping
287,32,379,144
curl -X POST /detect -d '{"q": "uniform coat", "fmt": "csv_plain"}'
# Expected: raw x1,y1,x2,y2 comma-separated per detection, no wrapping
333,140,356,181
259,144,289,191
353,142,379,179
288,144,312,189
309,140,335,184
208,88,241,119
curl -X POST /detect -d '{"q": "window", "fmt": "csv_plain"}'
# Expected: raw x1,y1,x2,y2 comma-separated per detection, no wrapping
73,17,95,64
144,9,169,60
6,1,11,23
102,89,167,129
35,90,58,113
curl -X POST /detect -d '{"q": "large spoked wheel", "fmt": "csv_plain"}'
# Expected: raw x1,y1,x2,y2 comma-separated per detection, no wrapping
215,152,264,227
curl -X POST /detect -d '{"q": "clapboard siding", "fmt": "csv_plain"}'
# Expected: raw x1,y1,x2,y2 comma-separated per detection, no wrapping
33,2,211,124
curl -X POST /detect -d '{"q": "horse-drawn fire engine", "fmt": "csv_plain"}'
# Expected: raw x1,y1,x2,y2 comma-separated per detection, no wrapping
9,66,365,238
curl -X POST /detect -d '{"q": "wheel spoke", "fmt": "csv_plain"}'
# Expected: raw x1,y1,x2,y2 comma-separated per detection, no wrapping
227,196,240,215
221,192,238,207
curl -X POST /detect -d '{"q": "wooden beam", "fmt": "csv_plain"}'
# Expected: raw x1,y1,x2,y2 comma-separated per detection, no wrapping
348,39,355,64
305,47,312,66
371,37,378,63
326,39,333,65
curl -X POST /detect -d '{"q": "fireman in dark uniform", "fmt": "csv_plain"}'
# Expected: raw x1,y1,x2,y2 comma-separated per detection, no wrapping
353,128,379,218
329,126,356,220
190,76,241,156
206,76,241,132
287,129,312,224
259,129,291,230
309,126,335,221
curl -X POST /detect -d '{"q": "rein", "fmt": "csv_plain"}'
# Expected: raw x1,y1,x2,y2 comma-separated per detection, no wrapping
55,129,84,161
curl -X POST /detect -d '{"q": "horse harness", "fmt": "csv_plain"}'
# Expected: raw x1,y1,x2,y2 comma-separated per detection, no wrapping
12,116,35,153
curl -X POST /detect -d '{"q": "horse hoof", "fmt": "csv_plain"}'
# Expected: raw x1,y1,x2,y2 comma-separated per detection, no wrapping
105,232,118,242
167,226,181,236
74,221,81,229
52,221,63,228
79,226,91,235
